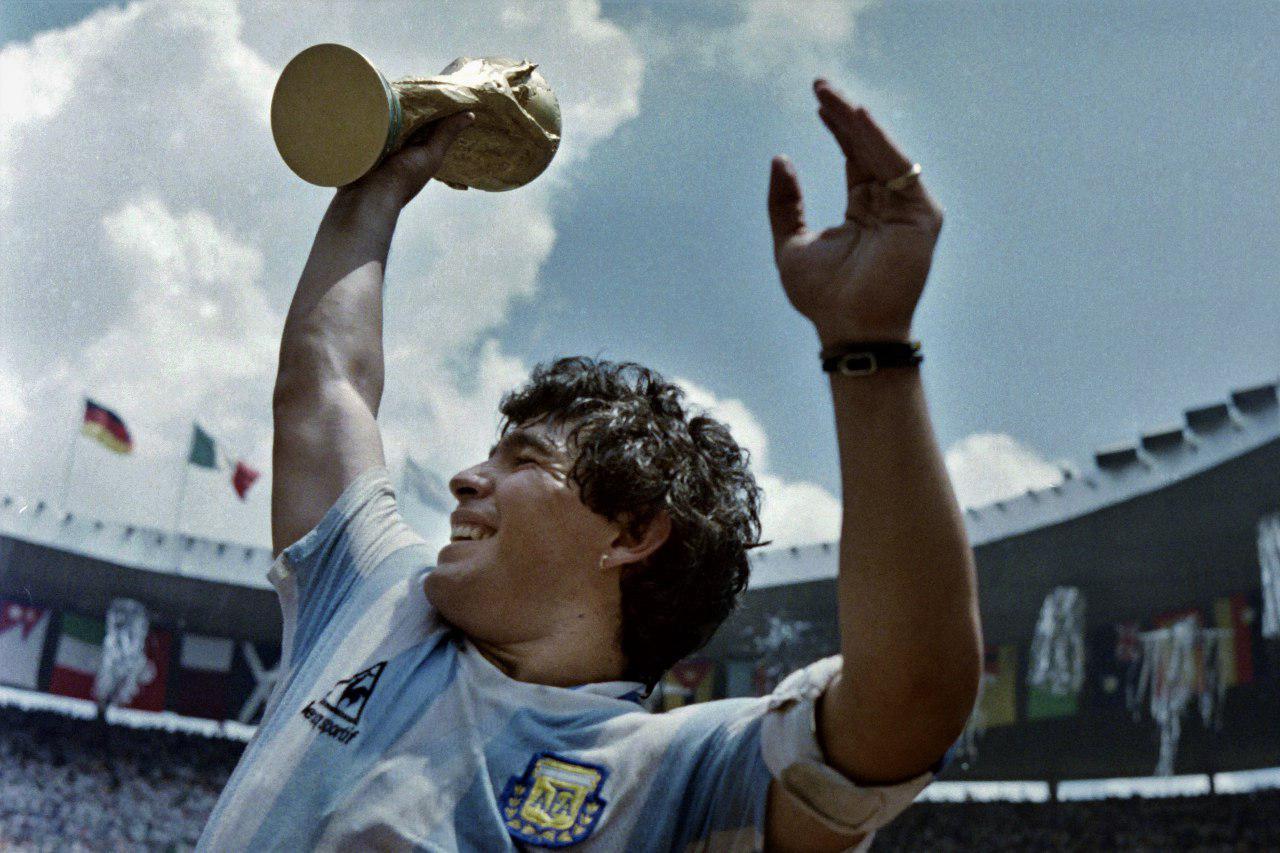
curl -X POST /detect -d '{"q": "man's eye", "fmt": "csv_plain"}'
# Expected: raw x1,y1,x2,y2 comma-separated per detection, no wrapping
515,456,538,466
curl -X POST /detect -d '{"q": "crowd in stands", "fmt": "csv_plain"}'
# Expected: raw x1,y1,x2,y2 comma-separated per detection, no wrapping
0,705,243,851
874,790,1280,851
2,703,1278,850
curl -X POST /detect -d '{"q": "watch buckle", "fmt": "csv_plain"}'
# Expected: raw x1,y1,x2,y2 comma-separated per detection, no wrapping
837,352,878,376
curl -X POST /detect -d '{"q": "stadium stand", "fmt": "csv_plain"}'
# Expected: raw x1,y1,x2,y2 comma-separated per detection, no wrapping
872,790,1280,851
2,701,1277,850
0,704,241,850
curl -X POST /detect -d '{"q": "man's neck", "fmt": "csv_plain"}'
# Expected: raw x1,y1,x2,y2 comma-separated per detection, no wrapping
468,615,628,688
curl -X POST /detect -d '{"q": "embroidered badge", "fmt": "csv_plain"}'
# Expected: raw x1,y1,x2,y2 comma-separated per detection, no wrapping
500,753,609,848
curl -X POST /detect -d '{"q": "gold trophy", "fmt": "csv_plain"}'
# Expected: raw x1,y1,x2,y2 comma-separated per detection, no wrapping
271,43,561,191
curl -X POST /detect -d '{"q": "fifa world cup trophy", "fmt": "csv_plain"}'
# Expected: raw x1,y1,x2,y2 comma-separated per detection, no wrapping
270,43,561,191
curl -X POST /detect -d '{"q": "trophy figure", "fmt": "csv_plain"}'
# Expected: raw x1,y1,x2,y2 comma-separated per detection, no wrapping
271,43,561,191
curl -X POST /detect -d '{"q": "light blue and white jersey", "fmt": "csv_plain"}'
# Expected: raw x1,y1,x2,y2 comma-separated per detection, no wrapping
198,468,934,852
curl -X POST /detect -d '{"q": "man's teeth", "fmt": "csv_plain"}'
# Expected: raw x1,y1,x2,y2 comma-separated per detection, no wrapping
450,523,495,542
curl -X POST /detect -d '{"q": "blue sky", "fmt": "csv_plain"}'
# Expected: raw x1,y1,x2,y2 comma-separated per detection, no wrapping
1,1,1277,550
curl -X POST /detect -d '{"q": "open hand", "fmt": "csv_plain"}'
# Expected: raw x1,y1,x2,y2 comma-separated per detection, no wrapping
768,80,943,345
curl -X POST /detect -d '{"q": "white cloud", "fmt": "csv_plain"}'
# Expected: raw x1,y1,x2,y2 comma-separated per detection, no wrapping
0,0,643,545
944,432,1072,510
618,0,877,92
731,0,871,74
678,377,841,548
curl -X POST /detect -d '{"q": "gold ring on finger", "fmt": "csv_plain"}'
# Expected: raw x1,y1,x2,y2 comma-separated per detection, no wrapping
884,163,922,191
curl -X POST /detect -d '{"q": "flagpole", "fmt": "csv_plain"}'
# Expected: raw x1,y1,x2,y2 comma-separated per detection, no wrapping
172,434,192,571
58,396,85,510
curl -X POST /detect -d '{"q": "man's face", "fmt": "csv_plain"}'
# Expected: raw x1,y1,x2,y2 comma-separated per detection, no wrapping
425,418,619,643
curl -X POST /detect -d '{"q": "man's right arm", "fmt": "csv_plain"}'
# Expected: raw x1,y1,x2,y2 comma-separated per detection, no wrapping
271,112,475,555
271,189,397,555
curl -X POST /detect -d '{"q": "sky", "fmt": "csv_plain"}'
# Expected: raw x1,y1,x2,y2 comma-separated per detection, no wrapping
1,0,1277,553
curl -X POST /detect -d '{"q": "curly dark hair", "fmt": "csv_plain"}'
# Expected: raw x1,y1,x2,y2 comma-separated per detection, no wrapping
498,356,768,687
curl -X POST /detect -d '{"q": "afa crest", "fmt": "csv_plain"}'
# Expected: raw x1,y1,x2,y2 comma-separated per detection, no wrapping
500,753,608,848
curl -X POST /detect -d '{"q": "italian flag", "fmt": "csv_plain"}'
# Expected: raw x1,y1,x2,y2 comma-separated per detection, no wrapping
48,612,104,700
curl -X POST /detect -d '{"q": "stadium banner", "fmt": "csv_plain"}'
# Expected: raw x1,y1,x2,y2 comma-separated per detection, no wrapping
1154,608,1207,697
174,633,235,719
49,612,105,699
1213,594,1254,686
661,659,715,710
126,627,173,712
1090,621,1142,712
0,599,52,689
1027,684,1079,719
979,644,1017,727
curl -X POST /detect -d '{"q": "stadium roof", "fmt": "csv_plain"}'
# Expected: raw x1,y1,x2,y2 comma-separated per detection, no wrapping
0,494,273,588
747,379,1280,588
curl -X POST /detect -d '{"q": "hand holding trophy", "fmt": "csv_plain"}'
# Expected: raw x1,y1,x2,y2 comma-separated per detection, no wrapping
271,44,561,192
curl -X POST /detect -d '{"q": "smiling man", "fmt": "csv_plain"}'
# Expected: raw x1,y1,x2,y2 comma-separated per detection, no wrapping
197,79,982,852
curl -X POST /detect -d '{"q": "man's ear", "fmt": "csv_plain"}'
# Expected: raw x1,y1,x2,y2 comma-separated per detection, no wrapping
603,509,672,571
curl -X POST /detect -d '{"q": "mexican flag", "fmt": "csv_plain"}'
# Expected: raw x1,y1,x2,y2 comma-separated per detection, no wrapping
188,423,262,500
48,612,104,700
174,633,234,719
0,599,52,689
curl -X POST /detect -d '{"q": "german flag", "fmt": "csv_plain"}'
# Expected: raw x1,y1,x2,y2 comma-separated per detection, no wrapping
81,399,133,454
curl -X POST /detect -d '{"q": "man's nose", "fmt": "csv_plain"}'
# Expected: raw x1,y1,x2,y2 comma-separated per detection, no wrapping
449,464,493,500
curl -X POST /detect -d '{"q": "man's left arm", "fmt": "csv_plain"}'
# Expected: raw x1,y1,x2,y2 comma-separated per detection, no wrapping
819,361,981,782
764,78,983,835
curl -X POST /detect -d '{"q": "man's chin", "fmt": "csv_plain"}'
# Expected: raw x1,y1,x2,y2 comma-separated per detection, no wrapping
423,560,479,616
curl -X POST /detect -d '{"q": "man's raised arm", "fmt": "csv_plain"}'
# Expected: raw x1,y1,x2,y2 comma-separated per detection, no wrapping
271,113,475,555
765,80,982,795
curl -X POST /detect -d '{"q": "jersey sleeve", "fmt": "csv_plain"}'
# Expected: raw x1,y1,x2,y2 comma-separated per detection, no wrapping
650,656,945,852
266,466,425,675
758,655,945,850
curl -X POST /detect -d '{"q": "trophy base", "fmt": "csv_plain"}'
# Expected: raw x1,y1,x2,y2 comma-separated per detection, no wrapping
271,43,401,188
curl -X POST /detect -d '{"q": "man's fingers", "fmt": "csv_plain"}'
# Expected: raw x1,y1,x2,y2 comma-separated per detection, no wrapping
419,111,475,161
767,155,807,252
814,80,912,182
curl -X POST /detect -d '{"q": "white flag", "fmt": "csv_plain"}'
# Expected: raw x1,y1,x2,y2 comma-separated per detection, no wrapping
0,600,51,689
403,456,453,514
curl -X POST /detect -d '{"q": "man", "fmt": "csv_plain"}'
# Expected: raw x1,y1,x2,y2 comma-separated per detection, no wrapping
197,79,981,851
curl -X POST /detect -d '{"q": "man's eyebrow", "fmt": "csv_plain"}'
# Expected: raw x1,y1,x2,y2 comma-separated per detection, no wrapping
488,429,561,459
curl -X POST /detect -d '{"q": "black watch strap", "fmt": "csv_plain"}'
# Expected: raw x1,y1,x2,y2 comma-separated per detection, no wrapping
820,341,922,375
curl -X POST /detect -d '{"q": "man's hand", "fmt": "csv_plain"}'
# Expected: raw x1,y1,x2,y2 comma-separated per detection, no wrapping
767,80,943,345
340,111,475,209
